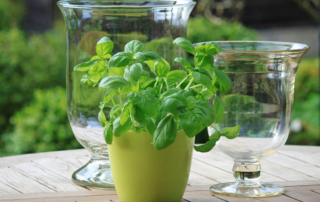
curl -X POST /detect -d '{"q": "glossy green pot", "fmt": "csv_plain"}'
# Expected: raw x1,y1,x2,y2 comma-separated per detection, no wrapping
108,130,194,202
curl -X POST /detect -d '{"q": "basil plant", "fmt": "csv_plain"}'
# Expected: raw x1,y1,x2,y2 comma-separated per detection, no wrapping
74,37,240,152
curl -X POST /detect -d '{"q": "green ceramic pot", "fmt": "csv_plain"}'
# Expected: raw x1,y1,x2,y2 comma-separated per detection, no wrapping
108,130,194,202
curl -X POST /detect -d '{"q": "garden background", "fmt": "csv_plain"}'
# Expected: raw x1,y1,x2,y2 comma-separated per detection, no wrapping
0,0,318,156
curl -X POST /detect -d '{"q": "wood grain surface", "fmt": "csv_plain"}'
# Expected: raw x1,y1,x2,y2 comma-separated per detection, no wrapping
0,146,319,202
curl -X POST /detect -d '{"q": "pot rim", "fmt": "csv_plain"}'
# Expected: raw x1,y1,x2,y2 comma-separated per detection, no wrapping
58,0,196,9
194,41,310,54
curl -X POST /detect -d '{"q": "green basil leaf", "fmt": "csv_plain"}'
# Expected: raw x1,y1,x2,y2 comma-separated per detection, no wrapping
124,63,143,83
155,59,170,77
99,102,105,109
113,117,133,137
215,69,231,94
90,54,112,61
120,86,131,95
195,44,205,54
182,88,196,98
174,57,193,72
96,37,114,57
153,114,177,150
196,100,215,125
133,127,143,133
180,100,214,137
194,54,213,70
99,76,129,90
192,68,212,89
104,125,113,144
160,88,181,100
146,87,157,97
173,37,195,55
131,106,148,127
125,40,144,54
194,134,220,152
186,96,197,109
74,61,97,71
108,52,132,68
179,111,203,138
141,78,156,89
98,110,107,127
133,51,161,61
166,70,187,84
207,42,223,54
134,90,159,118
146,118,155,137
120,101,132,125
195,43,222,56
214,95,224,123
160,93,186,113
201,89,215,101
104,92,111,103
209,131,221,140
221,125,241,139
110,104,122,120
144,60,156,74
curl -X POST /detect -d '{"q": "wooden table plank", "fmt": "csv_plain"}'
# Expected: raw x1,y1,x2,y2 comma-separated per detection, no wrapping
278,150,320,167
32,157,83,179
0,150,89,169
183,191,225,202
191,159,235,182
1,184,320,202
261,160,316,181
0,182,21,195
1,146,320,201
265,153,320,180
59,155,90,168
256,195,299,202
284,189,320,202
188,172,219,185
0,167,55,194
11,162,88,192
194,149,288,182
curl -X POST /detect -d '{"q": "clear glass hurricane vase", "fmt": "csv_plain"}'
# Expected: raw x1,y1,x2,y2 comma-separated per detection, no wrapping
58,0,195,189
201,41,309,197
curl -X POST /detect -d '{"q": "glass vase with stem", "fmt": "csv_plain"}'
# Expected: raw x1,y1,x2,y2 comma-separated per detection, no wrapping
58,0,195,189
195,41,309,197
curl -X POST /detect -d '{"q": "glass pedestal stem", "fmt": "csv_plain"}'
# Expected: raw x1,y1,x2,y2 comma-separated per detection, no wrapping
210,162,284,197
233,162,261,187
72,156,114,189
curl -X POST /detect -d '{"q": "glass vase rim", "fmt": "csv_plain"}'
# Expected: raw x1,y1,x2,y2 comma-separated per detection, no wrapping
194,41,310,54
58,0,196,9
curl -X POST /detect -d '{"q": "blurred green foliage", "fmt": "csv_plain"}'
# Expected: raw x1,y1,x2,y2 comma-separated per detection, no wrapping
0,7,318,156
0,25,66,131
288,58,319,145
187,17,259,43
0,0,25,30
2,87,81,155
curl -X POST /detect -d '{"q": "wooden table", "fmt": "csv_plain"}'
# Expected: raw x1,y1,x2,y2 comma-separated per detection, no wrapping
0,146,320,202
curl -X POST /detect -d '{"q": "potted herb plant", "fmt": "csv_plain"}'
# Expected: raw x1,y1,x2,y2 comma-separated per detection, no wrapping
73,37,240,202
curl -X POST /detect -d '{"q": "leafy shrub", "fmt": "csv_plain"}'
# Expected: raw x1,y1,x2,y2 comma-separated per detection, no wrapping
0,24,66,134
187,17,259,43
2,87,80,156
288,57,319,145
0,0,25,30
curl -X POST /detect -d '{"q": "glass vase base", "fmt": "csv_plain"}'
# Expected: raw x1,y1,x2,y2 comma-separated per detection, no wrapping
72,158,114,190
210,182,284,197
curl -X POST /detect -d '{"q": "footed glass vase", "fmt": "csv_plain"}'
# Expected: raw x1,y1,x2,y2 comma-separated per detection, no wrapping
197,41,309,197
58,0,195,189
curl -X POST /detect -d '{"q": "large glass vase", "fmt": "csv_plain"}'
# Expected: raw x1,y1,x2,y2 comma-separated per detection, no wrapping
198,41,309,197
58,0,195,189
